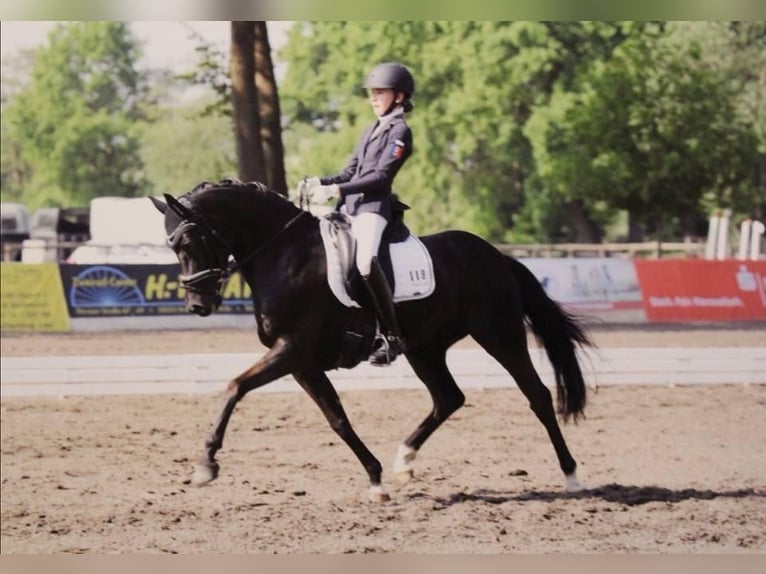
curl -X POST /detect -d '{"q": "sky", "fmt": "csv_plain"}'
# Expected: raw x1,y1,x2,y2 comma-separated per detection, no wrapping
0,21,290,73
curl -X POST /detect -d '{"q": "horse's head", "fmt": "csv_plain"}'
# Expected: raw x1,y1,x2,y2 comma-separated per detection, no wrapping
149,192,230,316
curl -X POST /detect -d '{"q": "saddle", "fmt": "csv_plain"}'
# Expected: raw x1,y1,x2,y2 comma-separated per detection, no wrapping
326,199,409,287
319,197,435,308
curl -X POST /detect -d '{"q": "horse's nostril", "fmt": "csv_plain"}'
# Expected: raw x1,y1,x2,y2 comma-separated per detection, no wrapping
189,304,207,316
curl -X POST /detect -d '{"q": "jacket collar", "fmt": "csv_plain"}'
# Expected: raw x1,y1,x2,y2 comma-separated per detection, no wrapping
369,106,405,142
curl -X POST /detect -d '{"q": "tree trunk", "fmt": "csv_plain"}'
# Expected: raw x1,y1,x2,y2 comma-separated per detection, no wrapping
230,22,265,182
627,210,644,241
254,22,288,196
567,199,602,243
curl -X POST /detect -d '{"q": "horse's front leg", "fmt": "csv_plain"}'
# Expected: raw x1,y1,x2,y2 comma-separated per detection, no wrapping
292,371,389,503
192,338,294,486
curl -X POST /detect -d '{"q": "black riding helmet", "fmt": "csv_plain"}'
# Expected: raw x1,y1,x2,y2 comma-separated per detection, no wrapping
364,62,415,112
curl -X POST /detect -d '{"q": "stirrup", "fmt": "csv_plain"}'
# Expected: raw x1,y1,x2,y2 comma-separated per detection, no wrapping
368,335,403,367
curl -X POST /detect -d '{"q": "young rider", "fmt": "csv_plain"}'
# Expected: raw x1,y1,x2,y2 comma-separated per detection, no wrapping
307,62,415,366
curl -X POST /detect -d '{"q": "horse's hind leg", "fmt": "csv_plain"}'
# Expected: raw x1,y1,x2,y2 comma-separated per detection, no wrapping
393,346,465,485
470,323,585,492
292,370,389,503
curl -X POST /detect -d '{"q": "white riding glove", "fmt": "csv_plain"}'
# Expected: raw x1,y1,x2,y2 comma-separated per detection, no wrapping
311,184,340,204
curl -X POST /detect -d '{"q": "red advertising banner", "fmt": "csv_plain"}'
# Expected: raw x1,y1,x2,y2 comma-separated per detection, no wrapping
634,260,766,322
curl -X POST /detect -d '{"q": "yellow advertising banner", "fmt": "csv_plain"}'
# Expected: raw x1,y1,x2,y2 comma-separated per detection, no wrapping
0,263,70,332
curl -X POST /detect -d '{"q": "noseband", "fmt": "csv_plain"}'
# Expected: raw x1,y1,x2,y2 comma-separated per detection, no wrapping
166,198,231,300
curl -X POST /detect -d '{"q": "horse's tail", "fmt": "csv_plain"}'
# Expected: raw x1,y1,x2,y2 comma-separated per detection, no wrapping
507,257,592,422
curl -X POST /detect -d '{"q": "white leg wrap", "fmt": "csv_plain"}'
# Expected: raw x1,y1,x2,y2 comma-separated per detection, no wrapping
565,471,586,493
192,465,215,486
368,484,390,503
393,444,417,474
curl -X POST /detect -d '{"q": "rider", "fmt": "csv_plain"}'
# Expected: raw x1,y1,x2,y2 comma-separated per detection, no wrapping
307,62,415,366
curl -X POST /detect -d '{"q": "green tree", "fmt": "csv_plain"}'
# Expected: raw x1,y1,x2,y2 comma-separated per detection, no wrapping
2,22,148,210
137,98,238,195
279,21,638,240
698,21,766,220
1,48,35,203
525,22,759,242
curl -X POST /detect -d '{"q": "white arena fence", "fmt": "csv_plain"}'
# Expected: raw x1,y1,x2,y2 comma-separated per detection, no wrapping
1,347,764,398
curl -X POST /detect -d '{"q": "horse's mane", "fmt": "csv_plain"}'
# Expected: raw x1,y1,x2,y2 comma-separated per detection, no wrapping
188,177,276,198
179,177,301,229
183,177,295,209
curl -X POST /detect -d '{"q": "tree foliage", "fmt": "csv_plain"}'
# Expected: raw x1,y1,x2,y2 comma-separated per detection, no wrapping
137,99,237,196
2,21,762,245
279,22,643,239
526,22,761,241
279,21,764,242
2,22,148,210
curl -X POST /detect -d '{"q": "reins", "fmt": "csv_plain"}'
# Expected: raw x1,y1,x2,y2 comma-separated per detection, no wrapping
224,209,312,277
167,184,313,297
175,194,313,285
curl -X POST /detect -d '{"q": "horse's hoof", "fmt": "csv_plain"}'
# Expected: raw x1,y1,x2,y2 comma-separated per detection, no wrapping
368,485,391,503
192,464,218,486
565,472,586,493
394,469,414,486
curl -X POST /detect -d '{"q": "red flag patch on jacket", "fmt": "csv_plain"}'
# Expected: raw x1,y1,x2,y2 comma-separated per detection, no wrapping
390,139,405,159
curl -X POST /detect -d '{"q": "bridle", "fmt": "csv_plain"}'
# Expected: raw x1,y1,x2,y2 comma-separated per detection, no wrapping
165,193,311,301
166,196,231,301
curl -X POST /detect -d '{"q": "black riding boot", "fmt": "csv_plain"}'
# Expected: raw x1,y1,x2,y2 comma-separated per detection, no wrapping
362,258,405,366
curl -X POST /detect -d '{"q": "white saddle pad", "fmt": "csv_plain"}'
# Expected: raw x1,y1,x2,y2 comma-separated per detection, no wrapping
319,218,436,308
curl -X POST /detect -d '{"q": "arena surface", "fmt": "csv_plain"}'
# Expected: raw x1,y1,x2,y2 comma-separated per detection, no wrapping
1,325,765,553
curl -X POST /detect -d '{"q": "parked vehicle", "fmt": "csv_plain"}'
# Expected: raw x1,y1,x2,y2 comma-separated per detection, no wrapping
0,203,30,261
63,197,174,264
25,206,91,262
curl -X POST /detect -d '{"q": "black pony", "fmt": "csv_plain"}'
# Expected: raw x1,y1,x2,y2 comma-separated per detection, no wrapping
150,179,592,502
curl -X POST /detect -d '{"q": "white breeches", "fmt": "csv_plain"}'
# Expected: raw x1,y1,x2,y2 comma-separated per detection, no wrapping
350,212,388,276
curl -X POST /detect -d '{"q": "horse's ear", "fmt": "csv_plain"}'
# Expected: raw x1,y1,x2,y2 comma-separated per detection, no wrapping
163,193,189,217
148,195,167,214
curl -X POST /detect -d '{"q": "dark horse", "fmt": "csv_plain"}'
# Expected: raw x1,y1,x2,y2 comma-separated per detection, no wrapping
150,179,592,502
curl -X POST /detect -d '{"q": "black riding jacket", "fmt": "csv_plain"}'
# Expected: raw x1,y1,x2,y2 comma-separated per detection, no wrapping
320,109,412,222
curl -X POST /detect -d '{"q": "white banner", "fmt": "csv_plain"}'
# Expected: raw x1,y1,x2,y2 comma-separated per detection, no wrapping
522,258,643,312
